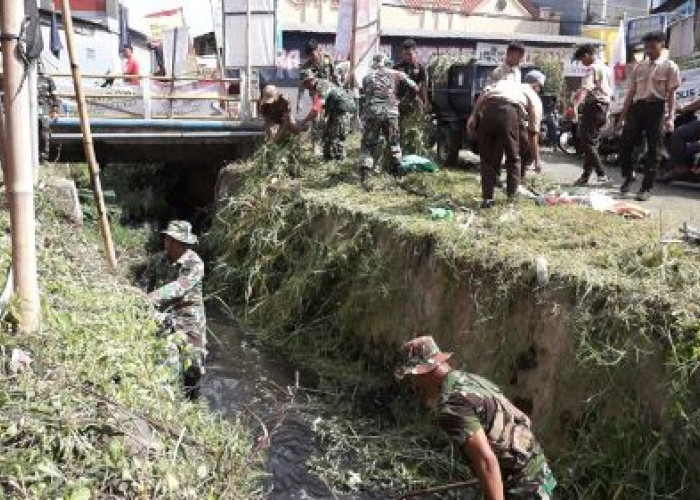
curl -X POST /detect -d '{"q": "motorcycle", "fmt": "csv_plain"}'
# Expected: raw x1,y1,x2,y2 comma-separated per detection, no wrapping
539,94,560,149
556,105,625,165
655,111,700,183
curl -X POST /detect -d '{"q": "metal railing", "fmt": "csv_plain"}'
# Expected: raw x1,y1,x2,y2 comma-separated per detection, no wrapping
49,73,254,121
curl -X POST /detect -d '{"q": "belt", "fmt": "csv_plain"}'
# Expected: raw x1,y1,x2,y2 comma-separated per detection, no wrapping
636,98,665,104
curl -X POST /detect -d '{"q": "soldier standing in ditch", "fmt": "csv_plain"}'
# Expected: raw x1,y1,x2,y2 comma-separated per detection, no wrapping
300,69,356,161
394,39,429,155
397,336,557,499
140,221,206,400
358,53,418,187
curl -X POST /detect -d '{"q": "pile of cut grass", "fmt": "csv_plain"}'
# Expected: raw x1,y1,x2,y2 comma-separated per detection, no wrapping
0,191,262,498
208,138,700,498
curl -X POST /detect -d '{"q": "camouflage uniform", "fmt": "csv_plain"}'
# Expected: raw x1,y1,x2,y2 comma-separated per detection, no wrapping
315,79,355,161
359,56,418,177
438,371,556,498
397,336,556,499
141,221,206,397
395,60,427,155
300,55,336,150
38,70,60,162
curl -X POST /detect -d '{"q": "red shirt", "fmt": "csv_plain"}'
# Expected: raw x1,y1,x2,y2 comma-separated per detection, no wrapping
124,56,140,85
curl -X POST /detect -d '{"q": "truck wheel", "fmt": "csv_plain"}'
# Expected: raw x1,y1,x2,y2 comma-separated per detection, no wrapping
437,127,459,166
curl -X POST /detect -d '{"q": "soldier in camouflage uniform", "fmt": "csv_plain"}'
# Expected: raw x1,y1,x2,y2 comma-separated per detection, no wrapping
394,39,429,155
359,54,418,186
397,336,556,499
38,62,60,162
297,40,336,154
300,70,356,161
141,221,206,399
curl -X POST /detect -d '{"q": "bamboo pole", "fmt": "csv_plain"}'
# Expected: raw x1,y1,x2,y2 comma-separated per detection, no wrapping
1,0,41,331
246,0,252,119
58,0,118,270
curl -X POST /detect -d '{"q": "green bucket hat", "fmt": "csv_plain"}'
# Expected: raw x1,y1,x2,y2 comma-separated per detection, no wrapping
395,336,452,380
161,220,198,245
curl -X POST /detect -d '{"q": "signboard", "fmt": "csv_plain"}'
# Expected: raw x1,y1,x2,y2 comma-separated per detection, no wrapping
145,8,187,40
53,0,107,23
626,14,668,48
475,43,574,67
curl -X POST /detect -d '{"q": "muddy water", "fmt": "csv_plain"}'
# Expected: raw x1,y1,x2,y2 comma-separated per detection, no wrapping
200,320,384,500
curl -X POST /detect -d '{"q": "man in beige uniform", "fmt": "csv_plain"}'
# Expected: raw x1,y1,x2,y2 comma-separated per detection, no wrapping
468,70,544,209
486,42,526,85
618,31,681,201
572,44,613,185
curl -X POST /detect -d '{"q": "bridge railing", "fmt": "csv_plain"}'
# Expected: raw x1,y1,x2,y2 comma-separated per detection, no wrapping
49,73,257,121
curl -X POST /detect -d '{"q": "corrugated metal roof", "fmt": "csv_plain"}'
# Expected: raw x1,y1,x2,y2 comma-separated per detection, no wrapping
282,23,601,46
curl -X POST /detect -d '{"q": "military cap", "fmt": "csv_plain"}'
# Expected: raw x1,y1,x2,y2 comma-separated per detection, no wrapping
161,220,198,245
395,335,452,379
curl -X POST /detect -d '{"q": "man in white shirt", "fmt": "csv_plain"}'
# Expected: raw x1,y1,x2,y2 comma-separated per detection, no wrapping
486,42,525,86
468,71,545,209
572,44,613,186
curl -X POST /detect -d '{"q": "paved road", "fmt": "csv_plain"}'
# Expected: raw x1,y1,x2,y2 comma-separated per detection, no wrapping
462,148,700,231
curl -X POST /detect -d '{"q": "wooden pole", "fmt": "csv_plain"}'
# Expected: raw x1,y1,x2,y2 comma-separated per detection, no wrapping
58,0,118,270
169,27,179,119
246,0,252,119
1,0,41,331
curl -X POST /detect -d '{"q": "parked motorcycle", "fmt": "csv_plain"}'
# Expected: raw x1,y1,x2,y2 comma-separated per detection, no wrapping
656,111,700,183
538,94,560,149
556,106,624,164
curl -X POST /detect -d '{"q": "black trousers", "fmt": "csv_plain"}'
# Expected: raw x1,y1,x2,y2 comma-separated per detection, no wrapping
579,100,609,177
478,101,521,200
619,100,665,189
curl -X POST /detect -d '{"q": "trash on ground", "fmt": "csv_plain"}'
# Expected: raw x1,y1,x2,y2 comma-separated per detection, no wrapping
427,207,454,220
399,155,439,174
537,190,650,219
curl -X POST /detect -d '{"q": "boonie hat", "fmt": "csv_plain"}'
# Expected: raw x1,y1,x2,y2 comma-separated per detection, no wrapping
261,85,278,105
395,335,452,380
161,220,198,245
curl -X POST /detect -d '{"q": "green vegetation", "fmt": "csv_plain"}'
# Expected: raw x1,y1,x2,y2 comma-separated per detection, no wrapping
0,191,261,498
208,140,700,498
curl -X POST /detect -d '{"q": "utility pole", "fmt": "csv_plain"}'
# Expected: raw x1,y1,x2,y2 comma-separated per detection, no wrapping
1,0,41,331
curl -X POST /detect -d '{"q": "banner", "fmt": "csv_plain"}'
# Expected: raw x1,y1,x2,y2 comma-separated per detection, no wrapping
335,0,354,61
211,0,224,50
353,0,380,82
